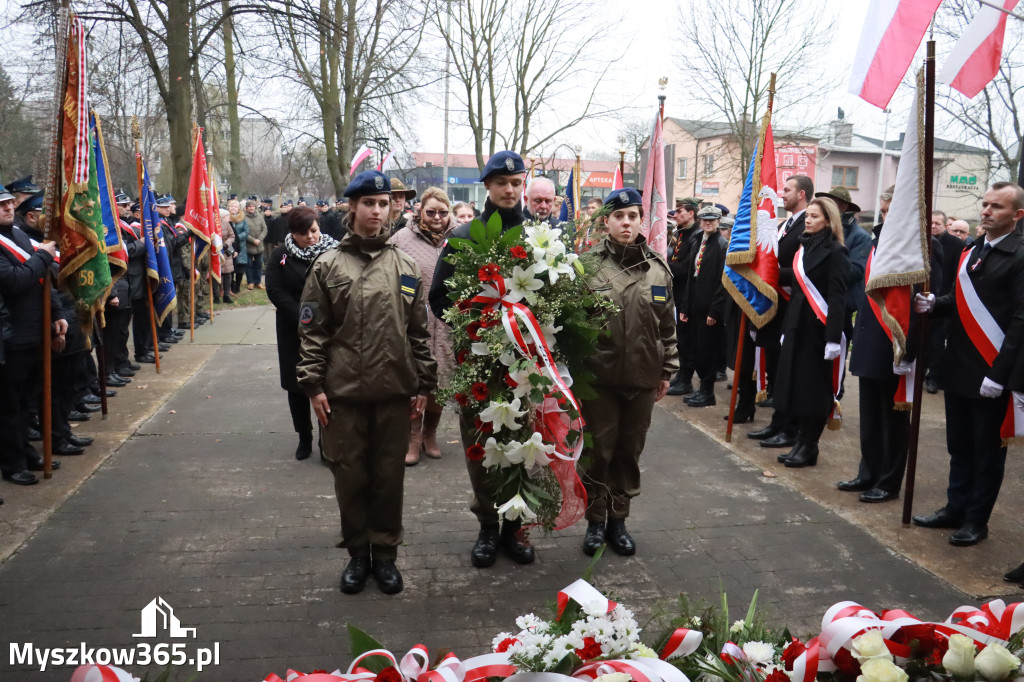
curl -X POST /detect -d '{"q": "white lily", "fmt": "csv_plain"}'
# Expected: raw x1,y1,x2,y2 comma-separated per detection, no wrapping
496,493,537,522
541,251,577,284
509,431,556,469
478,398,527,432
507,365,536,398
525,225,565,262
504,264,543,303
539,318,563,346
471,342,491,355
499,349,517,366
482,437,514,468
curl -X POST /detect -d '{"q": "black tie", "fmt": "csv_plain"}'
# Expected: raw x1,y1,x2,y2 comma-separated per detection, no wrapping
781,217,794,237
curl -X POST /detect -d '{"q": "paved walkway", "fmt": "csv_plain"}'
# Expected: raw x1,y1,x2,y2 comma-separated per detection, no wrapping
0,306,1019,681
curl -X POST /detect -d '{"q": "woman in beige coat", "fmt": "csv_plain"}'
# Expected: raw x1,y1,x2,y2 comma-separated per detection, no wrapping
216,208,236,303
392,187,455,465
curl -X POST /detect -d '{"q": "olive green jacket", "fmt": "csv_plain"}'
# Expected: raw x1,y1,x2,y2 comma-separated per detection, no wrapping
585,236,679,389
296,231,438,401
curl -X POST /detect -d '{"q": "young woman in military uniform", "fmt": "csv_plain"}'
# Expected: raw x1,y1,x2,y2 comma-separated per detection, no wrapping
297,171,437,596
580,188,678,557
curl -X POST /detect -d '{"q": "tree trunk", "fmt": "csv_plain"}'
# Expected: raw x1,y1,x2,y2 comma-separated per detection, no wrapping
222,0,243,196
165,0,194,200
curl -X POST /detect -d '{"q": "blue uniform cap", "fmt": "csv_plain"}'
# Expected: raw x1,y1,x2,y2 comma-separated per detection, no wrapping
114,192,131,205
603,188,643,211
155,194,176,207
0,184,13,202
7,175,42,194
344,171,392,199
316,200,328,207
281,199,293,207
16,190,45,214
479,151,526,182
714,203,730,217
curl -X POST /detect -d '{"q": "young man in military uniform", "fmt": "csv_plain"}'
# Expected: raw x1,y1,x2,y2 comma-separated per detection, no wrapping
667,197,700,395
428,150,537,568
297,171,437,595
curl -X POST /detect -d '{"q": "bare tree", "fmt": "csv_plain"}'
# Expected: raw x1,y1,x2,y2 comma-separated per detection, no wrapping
435,0,620,171
673,0,838,183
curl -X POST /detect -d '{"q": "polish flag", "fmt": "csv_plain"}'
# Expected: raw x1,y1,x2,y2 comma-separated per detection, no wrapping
611,166,623,191
849,0,942,108
349,144,372,176
939,0,1020,98
378,149,397,172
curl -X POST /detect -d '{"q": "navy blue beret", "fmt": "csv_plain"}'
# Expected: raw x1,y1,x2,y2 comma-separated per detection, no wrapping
344,171,392,198
479,151,526,182
603,188,643,211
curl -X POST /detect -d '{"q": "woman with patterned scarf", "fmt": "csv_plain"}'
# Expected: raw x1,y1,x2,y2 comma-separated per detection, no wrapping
265,206,340,460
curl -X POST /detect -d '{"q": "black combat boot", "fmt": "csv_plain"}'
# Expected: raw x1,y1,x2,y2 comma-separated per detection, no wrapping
471,523,500,568
605,518,636,556
340,556,371,594
372,558,404,594
500,519,535,564
582,521,606,556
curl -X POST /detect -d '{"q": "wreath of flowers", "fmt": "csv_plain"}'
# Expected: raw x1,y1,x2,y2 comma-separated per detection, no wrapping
438,214,617,530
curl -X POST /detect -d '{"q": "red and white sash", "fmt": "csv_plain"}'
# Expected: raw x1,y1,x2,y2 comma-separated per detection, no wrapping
121,219,141,241
864,248,914,408
954,249,1024,443
0,233,32,263
794,245,845,425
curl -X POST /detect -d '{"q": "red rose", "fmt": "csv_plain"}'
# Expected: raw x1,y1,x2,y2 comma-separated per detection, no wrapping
781,639,806,671
466,444,485,461
765,670,789,682
510,245,528,259
471,382,489,401
376,667,402,682
456,299,472,312
832,647,861,677
467,321,482,341
474,415,493,434
495,637,518,653
574,636,602,661
455,392,469,406
456,350,468,365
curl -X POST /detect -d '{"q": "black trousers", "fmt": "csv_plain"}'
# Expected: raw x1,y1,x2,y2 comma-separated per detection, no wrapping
51,351,79,445
131,297,153,357
926,318,947,381
689,316,723,386
104,306,132,371
798,415,828,446
286,389,312,436
944,390,1009,525
856,376,909,493
0,348,40,475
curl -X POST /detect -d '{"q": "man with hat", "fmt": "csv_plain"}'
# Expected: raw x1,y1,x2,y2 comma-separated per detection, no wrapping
13,190,45,241
388,179,416,234
155,194,187,346
815,186,871,352
667,197,701,396
317,199,344,241
579,187,677,556
428,150,538,569
267,199,293,253
297,170,437,595
677,204,729,408
6,176,43,208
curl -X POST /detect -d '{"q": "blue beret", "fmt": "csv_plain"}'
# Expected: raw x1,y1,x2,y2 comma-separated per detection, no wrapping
479,151,526,182
714,203,730,217
603,188,643,211
344,171,391,198
7,175,41,194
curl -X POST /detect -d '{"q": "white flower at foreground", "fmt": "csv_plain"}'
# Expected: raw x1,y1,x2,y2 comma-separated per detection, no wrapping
973,643,1021,681
535,250,579,285
478,398,527,432
741,641,777,666
506,431,556,469
483,437,514,468
525,224,565,262
497,494,537,522
504,264,544,303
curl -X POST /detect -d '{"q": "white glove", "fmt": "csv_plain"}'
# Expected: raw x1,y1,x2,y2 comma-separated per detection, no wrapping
824,342,842,361
980,377,1004,399
893,360,913,376
779,334,785,347
749,329,757,342
914,292,935,313
1014,392,1024,411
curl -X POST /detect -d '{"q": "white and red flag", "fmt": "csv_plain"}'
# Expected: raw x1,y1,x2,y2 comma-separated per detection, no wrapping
181,133,221,283
611,166,624,191
939,0,1020,98
349,144,372,176
640,111,667,257
378,149,398,172
849,0,942,108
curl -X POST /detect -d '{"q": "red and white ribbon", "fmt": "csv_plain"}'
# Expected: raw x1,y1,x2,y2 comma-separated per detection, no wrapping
70,16,90,184
556,579,616,621
659,628,703,661
0,233,32,262
70,665,138,682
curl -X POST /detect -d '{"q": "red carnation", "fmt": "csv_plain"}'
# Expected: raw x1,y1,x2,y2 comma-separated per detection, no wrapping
495,637,518,653
455,392,469,406
720,653,736,666
765,670,789,682
376,667,402,682
781,639,806,671
474,415,493,434
478,263,501,282
510,245,528,259
467,321,482,341
466,444,485,461
456,299,472,312
574,636,602,661
456,350,468,365
471,382,489,401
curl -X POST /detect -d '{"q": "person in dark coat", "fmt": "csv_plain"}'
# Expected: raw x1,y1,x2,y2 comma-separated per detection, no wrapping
667,197,700,395
677,204,729,407
912,182,1024,547
773,197,850,469
924,210,965,393
265,206,340,461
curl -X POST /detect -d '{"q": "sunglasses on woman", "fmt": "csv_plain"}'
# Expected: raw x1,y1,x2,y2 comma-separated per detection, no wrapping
424,209,449,218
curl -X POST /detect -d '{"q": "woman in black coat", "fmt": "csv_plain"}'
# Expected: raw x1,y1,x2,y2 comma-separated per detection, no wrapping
773,197,850,468
265,206,339,460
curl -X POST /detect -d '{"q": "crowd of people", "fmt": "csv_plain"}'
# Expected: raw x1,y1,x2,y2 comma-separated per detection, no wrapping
4,153,1023,597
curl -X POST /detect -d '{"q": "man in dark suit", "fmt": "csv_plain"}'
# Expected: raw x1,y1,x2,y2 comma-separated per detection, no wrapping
913,182,1024,546
924,210,964,394
747,174,813,448
668,197,701,395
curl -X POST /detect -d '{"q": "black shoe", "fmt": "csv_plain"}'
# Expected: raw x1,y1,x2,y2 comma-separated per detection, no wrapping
667,381,694,396
105,375,128,388
372,559,404,594
760,431,797,448
295,432,313,461
135,353,157,364
114,367,135,377
340,556,371,594
28,458,60,472
776,442,802,464
157,343,171,352
471,523,500,568
2,470,39,485
77,402,102,413
925,377,939,394
684,390,716,407
68,435,93,447
582,521,606,556
784,443,818,468
68,410,90,422
83,394,103,405
949,523,988,547
838,477,872,492
501,520,535,564
756,396,774,408
912,507,963,529
28,428,42,442
605,518,636,556
1004,562,1024,586
860,488,898,503
222,296,233,304
716,371,728,382
104,388,118,397
161,335,180,344
172,328,187,337
195,318,207,326
747,424,779,440
54,442,85,456
723,405,755,423
124,362,142,372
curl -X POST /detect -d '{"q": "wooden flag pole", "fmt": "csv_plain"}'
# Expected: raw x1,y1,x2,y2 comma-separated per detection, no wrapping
902,42,936,526
133,116,161,374
725,315,748,443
